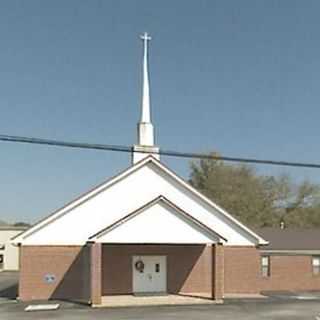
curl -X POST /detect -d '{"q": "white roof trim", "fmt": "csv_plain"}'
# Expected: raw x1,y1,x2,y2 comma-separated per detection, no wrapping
13,156,268,245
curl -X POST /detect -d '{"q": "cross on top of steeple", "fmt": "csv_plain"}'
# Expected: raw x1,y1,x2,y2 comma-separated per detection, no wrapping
140,32,152,42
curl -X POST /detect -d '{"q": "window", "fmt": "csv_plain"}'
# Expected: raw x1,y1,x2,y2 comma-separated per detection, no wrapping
312,256,320,275
0,245,5,250
261,256,270,277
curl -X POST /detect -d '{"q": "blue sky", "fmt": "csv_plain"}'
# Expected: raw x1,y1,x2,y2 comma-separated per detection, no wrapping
1,0,320,223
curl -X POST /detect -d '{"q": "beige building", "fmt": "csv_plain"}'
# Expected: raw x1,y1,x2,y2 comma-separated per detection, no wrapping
0,226,27,271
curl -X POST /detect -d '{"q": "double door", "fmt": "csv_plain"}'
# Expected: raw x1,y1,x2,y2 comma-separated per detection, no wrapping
132,255,167,293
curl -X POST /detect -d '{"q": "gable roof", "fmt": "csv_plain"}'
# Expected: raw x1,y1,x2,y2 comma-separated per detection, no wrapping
257,228,320,251
13,156,268,245
89,195,227,243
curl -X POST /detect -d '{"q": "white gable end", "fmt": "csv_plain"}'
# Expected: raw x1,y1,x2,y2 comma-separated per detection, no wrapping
16,158,266,246
92,200,219,244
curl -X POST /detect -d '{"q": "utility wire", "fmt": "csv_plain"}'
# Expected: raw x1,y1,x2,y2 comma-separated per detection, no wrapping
0,133,319,169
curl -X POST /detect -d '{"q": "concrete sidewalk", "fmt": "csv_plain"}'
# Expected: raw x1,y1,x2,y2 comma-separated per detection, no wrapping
95,294,222,308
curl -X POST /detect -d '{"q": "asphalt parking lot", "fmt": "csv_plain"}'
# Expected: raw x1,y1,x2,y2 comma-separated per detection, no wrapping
0,272,320,320
0,271,18,301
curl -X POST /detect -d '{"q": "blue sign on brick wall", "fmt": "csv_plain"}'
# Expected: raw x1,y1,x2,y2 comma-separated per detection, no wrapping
44,274,56,283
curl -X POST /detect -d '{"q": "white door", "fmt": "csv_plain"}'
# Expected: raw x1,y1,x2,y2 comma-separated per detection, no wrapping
132,256,167,294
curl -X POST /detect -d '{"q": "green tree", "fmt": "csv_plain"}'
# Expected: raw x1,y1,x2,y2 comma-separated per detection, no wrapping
189,155,278,227
189,154,320,228
275,179,320,227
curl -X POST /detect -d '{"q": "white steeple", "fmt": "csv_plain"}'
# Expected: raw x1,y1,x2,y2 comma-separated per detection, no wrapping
140,32,152,125
132,32,160,164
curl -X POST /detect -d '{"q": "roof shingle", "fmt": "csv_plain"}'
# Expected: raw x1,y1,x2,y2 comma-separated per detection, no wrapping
257,228,320,250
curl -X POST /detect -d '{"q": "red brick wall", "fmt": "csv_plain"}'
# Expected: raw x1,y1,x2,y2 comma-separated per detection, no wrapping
260,255,320,291
102,244,213,297
21,244,320,301
19,245,90,302
224,249,320,293
224,246,260,294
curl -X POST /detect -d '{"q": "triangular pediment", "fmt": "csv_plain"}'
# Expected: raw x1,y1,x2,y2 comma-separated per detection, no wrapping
89,196,224,244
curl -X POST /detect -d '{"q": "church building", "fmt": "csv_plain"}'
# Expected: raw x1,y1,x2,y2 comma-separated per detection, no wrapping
12,34,320,306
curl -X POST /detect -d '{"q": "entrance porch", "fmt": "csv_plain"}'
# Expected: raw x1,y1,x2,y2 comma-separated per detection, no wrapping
89,243,224,307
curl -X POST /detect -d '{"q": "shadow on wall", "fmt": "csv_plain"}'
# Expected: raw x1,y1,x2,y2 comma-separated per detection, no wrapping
19,245,91,303
167,245,212,296
50,246,91,303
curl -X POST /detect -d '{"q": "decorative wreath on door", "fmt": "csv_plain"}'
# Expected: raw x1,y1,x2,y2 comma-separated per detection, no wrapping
135,260,145,273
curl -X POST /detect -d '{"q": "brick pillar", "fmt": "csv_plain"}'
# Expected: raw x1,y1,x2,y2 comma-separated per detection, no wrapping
212,243,224,300
90,242,102,306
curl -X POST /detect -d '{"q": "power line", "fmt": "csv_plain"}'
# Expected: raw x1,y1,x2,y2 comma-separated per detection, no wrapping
0,133,319,169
